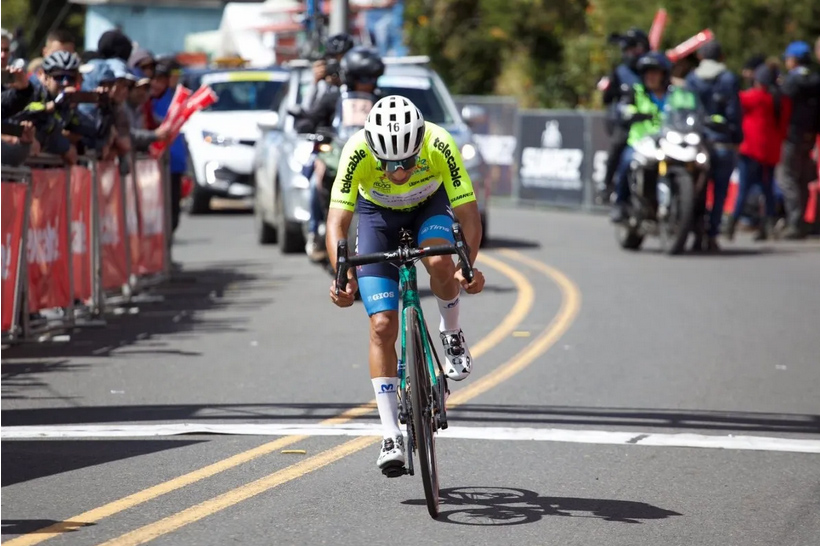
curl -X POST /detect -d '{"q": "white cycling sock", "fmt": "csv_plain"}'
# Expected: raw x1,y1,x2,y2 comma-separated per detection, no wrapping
372,377,401,438
436,294,461,332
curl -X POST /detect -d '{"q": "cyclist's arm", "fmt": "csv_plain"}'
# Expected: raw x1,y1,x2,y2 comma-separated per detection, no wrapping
327,207,354,278
453,200,482,266
327,136,365,276
428,127,482,262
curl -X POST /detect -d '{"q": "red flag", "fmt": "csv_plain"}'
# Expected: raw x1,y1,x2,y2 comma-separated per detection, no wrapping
667,29,715,62
649,9,668,51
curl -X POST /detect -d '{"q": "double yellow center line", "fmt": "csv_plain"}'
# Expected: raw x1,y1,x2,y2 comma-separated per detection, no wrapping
6,249,580,546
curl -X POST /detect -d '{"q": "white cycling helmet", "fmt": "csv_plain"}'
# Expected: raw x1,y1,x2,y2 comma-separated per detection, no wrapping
364,95,425,161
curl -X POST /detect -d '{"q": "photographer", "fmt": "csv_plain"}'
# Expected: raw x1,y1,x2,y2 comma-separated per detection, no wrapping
305,33,354,109
15,51,90,165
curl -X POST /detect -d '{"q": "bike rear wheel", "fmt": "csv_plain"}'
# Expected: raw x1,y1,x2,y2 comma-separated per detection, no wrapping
406,307,440,519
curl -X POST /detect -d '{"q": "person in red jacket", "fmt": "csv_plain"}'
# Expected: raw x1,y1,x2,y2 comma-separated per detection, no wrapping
726,65,792,241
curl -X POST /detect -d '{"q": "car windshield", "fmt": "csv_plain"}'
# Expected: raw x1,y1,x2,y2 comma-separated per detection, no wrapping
203,79,286,112
376,75,454,125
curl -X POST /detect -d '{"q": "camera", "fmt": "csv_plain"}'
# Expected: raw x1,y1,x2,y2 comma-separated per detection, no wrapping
1,70,13,86
324,58,341,78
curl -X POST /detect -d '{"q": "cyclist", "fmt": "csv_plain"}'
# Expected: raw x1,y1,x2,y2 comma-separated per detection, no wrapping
327,96,486,472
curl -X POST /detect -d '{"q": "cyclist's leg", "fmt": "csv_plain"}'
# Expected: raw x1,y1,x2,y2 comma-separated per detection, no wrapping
414,188,472,381
357,199,412,469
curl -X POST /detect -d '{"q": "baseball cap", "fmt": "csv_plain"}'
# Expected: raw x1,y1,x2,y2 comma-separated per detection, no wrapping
784,41,811,60
130,67,150,87
106,58,134,81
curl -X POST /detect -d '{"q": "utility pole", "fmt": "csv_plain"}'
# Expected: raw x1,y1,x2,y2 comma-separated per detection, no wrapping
329,0,350,35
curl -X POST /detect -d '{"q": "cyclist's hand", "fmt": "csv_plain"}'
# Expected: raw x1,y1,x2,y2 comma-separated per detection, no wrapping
456,267,485,294
330,276,358,308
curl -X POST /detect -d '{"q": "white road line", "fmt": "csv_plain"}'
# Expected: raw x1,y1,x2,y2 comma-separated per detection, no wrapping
3,423,820,454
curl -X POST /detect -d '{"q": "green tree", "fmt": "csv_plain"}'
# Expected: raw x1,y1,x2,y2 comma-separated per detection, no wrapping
1,0,85,60
404,0,820,108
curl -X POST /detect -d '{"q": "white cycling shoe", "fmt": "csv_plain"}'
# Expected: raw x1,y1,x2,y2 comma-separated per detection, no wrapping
377,435,406,476
440,329,472,381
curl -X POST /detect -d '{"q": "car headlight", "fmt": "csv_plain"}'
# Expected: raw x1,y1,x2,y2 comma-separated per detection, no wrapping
461,143,477,161
684,133,701,146
202,130,236,146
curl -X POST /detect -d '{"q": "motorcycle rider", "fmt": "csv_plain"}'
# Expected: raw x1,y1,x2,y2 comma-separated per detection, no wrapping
299,47,385,261
612,52,693,222
600,28,650,202
685,40,742,252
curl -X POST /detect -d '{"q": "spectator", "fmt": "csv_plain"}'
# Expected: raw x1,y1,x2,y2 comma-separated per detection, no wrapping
150,58,186,233
3,31,37,166
125,68,168,152
97,63,135,164
777,41,820,240
686,40,743,252
3,29,34,116
27,57,43,76
41,29,76,58
725,65,791,241
128,48,156,79
1,121,39,166
601,28,650,201
9,26,28,62
741,54,766,89
19,51,89,165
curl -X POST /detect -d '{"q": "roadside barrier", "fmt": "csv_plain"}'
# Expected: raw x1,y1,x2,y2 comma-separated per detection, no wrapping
454,95,820,229
1,152,172,344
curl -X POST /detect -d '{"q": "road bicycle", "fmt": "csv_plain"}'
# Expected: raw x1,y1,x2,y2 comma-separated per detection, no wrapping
335,223,474,519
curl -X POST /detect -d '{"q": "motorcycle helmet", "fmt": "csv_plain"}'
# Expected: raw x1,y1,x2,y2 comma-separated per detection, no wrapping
325,33,355,58
613,27,650,69
341,46,385,87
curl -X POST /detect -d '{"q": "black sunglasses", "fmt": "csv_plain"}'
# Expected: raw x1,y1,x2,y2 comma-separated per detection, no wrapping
49,72,78,85
379,155,418,173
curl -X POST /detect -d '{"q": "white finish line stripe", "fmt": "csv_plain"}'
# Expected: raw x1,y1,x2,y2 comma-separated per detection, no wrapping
3,423,820,454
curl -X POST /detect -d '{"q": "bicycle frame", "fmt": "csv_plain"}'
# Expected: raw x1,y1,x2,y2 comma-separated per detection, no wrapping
397,262,439,393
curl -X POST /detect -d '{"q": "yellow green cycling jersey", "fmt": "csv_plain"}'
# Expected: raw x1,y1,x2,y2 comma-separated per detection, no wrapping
329,121,476,212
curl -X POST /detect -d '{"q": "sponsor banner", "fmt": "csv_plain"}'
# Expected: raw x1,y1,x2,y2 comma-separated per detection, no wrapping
454,96,518,197
588,112,611,197
98,161,129,291
70,166,93,301
134,159,166,275
515,112,587,206
2,182,28,330
27,169,71,311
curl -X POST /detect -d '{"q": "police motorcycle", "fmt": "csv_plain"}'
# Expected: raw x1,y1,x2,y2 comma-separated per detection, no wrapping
615,93,712,255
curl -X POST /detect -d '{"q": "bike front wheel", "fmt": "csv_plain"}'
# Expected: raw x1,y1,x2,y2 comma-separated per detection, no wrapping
406,307,440,519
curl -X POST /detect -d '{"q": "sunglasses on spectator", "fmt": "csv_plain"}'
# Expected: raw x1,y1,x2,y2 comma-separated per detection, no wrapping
379,155,418,173
49,72,78,85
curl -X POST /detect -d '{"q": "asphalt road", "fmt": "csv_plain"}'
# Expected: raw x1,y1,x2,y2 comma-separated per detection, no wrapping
3,204,820,546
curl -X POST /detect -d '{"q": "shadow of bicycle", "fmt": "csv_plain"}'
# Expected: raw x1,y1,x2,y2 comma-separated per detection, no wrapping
402,486,681,525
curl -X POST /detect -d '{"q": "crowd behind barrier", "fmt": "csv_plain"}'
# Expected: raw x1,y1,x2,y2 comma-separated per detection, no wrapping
454,95,820,230
1,151,172,344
